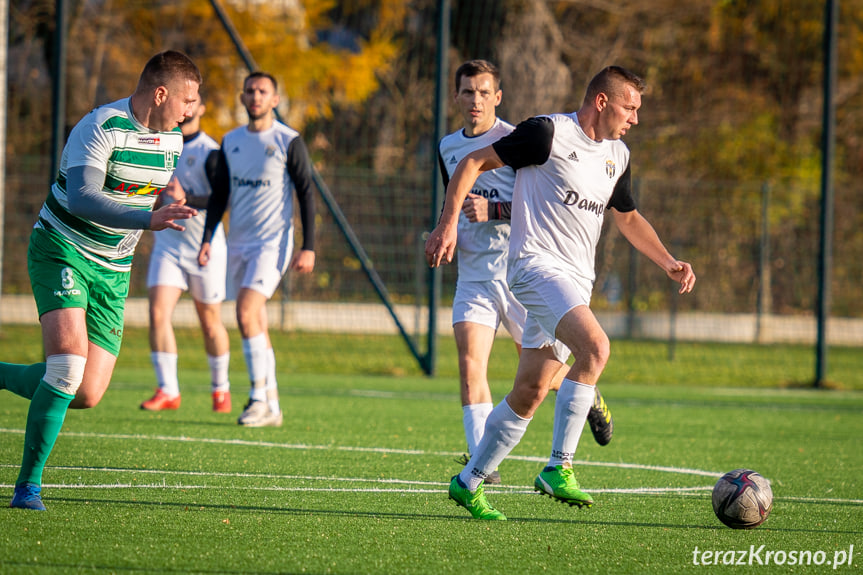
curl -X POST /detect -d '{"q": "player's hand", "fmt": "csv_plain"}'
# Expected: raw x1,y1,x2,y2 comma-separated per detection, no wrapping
462,193,490,222
150,198,196,232
289,249,316,273
154,178,186,210
198,242,211,267
164,177,186,202
667,261,696,294
424,224,457,268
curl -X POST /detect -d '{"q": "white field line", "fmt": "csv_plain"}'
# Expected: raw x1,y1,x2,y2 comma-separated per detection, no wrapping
0,464,456,488
2,428,861,505
0,464,714,494
0,427,723,478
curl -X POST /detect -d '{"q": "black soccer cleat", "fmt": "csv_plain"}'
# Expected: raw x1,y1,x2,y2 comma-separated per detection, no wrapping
587,387,613,446
454,453,501,485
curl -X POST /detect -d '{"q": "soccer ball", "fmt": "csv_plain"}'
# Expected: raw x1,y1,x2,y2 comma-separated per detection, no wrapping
711,468,773,529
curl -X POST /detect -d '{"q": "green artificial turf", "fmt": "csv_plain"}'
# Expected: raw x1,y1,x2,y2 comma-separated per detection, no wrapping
0,326,860,574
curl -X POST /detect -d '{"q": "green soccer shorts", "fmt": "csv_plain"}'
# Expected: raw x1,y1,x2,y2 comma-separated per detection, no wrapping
28,228,130,357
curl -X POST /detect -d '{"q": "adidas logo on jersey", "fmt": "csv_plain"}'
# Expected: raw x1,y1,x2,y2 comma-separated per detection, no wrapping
231,146,240,154
567,150,579,161
449,155,457,164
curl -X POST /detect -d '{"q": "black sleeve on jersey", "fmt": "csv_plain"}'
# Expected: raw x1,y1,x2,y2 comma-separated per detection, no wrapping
492,201,512,220
181,149,222,210
607,162,637,213
436,148,449,223
438,148,450,188
287,137,316,252
492,116,554,170
202,147,230,244
204,149,220,190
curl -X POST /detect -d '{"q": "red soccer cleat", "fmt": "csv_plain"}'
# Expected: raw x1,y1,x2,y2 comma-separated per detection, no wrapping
212,390,232,413
140,390,181,411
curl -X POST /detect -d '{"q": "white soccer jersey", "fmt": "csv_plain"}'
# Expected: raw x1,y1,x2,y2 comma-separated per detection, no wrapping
221,123,300,248
438,118,516,282
153,132,226,257
37,97,183,271
493,113,635,286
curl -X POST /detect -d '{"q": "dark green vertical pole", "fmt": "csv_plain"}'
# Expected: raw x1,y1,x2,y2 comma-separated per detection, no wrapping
49,0,69,184
209,0,429,370
815,0,838,388
755,181,771,343
426,0,450,376
209,0,258,71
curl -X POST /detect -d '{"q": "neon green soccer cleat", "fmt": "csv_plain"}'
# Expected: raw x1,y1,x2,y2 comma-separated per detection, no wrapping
448,475,506,520
534,465,594,508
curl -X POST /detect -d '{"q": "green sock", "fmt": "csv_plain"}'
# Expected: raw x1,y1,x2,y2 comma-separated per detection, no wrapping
0,362,46,399
16,380,74,487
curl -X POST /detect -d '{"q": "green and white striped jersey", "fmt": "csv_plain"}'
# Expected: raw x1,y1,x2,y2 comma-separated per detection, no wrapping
36,97,183,272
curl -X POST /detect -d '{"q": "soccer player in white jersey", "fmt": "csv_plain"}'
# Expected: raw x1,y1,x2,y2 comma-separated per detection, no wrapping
427,66,696,520
140,96,232,414
199,71,316,428
439,60,614,485
0,51,201,510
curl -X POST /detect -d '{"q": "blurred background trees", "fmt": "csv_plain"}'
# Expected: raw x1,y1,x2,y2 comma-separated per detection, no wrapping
4,0,863,318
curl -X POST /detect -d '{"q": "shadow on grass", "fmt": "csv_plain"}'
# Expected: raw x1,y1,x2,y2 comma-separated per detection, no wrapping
611,396,863,413
137,418,245,428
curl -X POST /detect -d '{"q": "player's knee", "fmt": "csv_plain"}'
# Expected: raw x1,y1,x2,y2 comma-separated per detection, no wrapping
198,308,222,332
586,335,611,370
149,306,170,327
202,324,227,345
509,378,549,414
459,353,488,377
43,354,87,397
69,391,101,409
235,308,257,331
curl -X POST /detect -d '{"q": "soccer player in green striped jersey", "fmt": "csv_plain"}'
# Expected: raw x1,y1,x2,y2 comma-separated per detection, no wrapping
0,50,202,510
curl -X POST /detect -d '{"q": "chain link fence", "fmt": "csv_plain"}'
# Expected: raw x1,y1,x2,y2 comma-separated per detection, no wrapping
3,1,862,379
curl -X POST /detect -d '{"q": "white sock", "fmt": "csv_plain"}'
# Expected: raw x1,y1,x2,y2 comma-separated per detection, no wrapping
548,379,594,468
458,400,530,491
462,403,493,456
265,347,280,414
242,334,268,402
208,353,230,393
151,352,179,397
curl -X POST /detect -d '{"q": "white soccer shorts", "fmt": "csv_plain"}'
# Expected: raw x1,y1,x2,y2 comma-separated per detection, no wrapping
147,245,227,304
452,278,525,344
226,237,293,300
509,266,591,363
